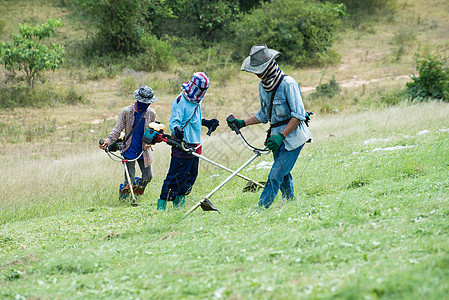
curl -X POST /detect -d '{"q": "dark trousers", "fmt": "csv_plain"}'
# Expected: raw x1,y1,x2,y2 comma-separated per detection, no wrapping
123,159,153,188
159,155,199,201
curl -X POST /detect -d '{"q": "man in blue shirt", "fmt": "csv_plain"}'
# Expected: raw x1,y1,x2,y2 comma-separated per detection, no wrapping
100,86,157,202
157,72,219,210
227,44,312,209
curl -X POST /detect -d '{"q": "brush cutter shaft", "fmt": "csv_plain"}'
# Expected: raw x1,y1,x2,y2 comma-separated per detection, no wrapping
99,138,140,206
190,152,264,189
123,160,137,202
185,150,264,216
204,152,261,199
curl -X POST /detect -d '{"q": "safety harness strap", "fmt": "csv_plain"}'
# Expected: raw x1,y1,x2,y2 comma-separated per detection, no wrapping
266,74,286,143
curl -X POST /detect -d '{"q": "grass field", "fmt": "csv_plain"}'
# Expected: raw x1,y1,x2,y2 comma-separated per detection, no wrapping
1,0,449,298
1,101,449,299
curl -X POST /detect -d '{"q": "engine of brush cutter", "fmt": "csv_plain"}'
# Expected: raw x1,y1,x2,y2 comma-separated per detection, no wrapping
143,122,168,145
142,121,188,151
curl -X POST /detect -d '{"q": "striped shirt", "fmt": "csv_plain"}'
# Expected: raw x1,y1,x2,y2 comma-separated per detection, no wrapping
105,103,156,167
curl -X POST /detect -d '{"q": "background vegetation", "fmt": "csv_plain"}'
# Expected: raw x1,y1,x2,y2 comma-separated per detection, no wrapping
1,0,448,298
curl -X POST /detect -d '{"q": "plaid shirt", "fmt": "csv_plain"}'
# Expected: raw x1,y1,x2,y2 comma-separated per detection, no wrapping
106,103,156,167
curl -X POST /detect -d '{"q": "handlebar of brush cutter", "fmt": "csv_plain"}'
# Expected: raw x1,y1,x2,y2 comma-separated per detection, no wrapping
99,139,143,162
226,114,270,154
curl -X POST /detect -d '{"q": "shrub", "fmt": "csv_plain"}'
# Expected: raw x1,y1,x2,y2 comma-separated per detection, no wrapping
155,0,239,43
231,0,345,67
406,55,449,101
0,19,65,88
309,76,341,99
131,35,174,72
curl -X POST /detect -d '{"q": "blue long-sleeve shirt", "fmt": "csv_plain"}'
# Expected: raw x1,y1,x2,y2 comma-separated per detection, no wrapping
169,94,202,144
255,75,312,150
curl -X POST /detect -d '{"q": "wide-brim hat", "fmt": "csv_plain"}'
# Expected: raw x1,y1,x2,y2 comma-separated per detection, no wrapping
133,85,158,104
241,44,281,74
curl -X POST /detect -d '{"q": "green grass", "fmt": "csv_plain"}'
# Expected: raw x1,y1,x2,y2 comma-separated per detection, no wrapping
1,102,448,299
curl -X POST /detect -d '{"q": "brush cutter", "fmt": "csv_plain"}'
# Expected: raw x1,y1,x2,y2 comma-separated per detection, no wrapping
184,114,271,216
143,118,270,214
143,122,265,191
99,138,142,207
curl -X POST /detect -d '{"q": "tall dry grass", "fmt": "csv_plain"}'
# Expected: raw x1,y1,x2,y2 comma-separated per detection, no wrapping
3,101,448,223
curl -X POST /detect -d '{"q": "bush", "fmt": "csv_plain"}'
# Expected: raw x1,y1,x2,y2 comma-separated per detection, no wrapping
131,35,174,71
406,55,449,101
155,0,239,43
309,76,341,99
74,0,146,54
0,19,65,88
231,0,345,67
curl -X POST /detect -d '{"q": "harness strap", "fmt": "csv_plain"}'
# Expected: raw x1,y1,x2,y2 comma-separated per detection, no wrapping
123,110,146,146
270,119,290,129
265,74,286,143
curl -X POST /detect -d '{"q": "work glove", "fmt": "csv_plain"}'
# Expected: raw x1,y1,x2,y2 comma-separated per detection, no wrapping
202,118,220,133
266,133,285,152
174,126,184,140
226,118,246,130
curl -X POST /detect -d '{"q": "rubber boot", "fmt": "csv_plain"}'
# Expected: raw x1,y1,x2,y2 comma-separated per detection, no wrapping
173,195,185,208
133,177,146,195
157,199,167,211
119,183,130,203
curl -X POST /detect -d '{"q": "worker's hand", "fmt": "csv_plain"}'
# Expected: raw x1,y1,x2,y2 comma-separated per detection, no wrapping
226,118,245,130
202,118,220,132
99,140,108,150
174,126,184,140
266,133,285,152
143,143,152,151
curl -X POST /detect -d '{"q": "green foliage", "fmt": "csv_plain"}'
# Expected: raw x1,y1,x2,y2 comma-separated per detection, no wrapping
237,0,260,12
75,0,174,55
406,54,449,101
0,19,65,88
131,35,174,71
309,76,341,99
76,0,145,54
231,0,345,67
156,0,239,43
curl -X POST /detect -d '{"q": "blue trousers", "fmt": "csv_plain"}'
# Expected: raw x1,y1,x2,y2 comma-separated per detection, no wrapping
258,143,304,208
159,155,199,201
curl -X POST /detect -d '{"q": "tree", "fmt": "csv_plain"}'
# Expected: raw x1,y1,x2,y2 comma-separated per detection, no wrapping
231,0,345,67
75,0,174,55
0,19,65,88
406,54,449,101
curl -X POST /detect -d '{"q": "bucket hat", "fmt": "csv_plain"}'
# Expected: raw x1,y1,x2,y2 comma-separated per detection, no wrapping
181,72,209,103
133,85,158,104
240,44,281,74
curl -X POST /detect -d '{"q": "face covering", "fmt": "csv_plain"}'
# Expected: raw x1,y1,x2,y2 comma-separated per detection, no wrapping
136,101,150,112
181,72,210,103
261,61,285,92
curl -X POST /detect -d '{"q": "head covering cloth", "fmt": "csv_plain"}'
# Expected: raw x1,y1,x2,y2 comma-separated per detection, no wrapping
181,72,210,103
